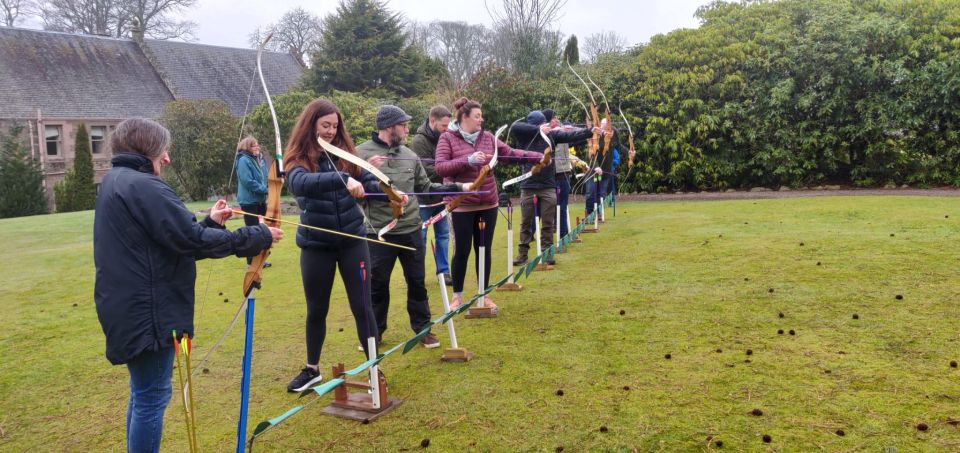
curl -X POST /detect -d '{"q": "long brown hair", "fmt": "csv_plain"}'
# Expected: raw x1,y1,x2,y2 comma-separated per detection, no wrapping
284,98,361,177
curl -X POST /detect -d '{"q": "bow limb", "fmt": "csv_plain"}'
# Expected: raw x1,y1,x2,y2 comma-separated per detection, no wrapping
617,103,636,170
316,137,404,239
243,32,285,298
566,59,602,158
587,73,615,156
562,85,591,126
193,31,283,376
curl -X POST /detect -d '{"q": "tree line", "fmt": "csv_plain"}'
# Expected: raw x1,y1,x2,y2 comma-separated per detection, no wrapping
4,0,960,218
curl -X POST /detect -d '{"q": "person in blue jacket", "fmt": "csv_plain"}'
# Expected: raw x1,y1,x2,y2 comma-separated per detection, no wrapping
282,98,408,393
235,135,270,265
94,118,282,453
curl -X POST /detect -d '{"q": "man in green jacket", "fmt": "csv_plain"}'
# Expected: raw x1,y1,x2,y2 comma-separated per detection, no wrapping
409,106,453,285
357,105,471,349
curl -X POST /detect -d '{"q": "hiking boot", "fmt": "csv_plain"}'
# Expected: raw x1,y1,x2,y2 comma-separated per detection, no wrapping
513,255,528,266
287,366,322,393
420,332,440,349
443,274,453,286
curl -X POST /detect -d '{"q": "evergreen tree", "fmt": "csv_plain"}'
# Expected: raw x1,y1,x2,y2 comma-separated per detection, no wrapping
563,34,579,65
308,0,445,97
54,124,97,212
0,125,48,218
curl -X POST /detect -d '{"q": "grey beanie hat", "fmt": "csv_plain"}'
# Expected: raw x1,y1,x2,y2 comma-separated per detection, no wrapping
376,105,413,130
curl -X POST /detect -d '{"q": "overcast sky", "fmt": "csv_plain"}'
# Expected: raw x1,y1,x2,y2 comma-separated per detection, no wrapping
187,0,708,50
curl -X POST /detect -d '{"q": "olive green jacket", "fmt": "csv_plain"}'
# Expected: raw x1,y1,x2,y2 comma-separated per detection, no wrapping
356,134,461,235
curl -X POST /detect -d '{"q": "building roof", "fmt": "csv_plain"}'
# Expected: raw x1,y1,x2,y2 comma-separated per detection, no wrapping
142,39,304,116
0,28,173,119
0,27,305,120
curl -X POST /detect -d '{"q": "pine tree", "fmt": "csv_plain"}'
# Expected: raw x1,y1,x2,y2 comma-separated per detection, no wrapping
563,35,579,65
54,124,97,212
0,126,48,218
308,0,445,97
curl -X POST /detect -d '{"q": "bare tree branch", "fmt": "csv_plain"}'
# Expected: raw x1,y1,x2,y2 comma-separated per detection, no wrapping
1,0,34,26
484,0,566,75
37,0,195,39
582,30,627,62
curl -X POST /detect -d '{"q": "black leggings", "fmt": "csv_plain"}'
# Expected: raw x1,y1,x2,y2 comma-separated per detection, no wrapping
300,240,378,365
450,208,498,293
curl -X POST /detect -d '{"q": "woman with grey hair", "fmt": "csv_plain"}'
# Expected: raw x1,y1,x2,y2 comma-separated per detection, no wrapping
93,118,282,452
235,135,270,265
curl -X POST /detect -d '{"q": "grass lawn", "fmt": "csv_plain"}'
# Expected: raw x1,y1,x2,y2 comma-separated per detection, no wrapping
1,195,959,452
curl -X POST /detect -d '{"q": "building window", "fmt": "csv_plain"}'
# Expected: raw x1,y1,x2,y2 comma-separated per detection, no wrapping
45,125,62,156
90,126,106,154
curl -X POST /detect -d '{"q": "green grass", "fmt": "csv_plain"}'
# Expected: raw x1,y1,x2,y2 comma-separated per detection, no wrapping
2,196,960,452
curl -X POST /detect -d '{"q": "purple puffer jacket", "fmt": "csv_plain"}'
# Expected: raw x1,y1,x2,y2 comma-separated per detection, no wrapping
435,128,542,210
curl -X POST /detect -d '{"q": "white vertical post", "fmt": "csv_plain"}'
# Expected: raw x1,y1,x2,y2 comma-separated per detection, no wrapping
600,195,605,222
555,203,560,246
506,227,515,282
368,337,380,409
477,219,486,308
438,273,459,349
534,195,542,258
594,202,599,230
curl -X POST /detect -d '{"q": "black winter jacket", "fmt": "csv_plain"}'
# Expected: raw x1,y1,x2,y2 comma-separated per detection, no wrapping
286,154,383,250
94,153,273,365
510,121,593,190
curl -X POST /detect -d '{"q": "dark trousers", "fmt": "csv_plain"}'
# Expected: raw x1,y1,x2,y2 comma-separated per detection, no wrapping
368,231,431,335
518,187,557,257
240,203,266,265
556,174,571,238
450,208,498,293
584,175,612,215
300,240,378,364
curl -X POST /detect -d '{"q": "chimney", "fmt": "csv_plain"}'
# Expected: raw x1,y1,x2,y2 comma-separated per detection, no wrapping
131,16,143,43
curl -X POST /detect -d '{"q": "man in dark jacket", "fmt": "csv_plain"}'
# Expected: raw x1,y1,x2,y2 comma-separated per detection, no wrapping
409,105,453,284
94,118,281,452
509,110,595,266
358,105,469,349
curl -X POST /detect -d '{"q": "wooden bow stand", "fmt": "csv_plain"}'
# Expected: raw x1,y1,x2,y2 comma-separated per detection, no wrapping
322,363,400,422
581,215,598,234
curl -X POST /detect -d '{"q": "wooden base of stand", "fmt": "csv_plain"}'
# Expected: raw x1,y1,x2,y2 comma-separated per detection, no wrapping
441,348,473,362
322,363,399,422
322,395,401,422
573,238,583,243
582,228,599,233
464,305,498,318
534,264,555,271
497,282,522,291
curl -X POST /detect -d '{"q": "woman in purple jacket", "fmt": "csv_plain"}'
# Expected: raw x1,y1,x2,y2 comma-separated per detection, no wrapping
435,97,543,310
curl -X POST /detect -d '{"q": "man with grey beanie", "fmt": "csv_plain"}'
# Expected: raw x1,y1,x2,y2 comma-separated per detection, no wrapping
357,105,474,349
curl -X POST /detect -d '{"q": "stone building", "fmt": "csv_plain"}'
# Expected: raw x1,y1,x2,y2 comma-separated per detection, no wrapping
0,26,305,207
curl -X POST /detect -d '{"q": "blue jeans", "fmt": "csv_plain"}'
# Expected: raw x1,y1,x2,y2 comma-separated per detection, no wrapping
419,204,450,275
585,175,613,215
126,346,174,453
556,175,571,238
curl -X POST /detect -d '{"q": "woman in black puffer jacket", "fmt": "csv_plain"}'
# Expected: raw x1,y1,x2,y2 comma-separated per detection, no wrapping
282,99,391,393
